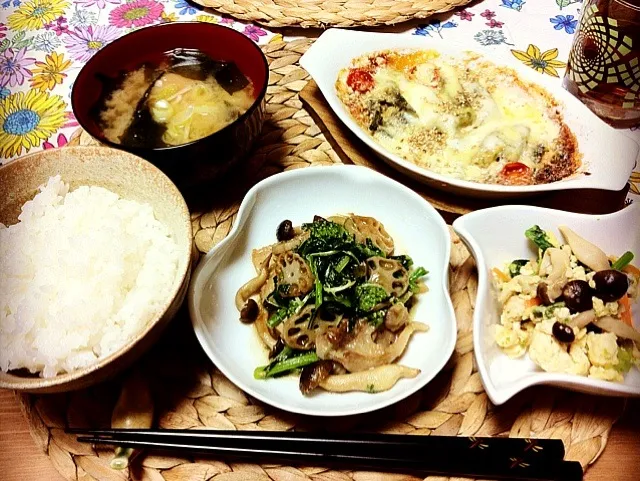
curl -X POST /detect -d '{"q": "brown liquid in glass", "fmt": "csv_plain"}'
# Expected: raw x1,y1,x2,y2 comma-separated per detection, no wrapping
564,0,640,128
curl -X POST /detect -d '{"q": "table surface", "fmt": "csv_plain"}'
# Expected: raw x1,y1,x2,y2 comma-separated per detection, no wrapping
1,390,639,481
1,1,639,479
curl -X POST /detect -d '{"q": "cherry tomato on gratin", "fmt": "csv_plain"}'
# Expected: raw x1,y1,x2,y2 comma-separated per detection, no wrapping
347,68,375,93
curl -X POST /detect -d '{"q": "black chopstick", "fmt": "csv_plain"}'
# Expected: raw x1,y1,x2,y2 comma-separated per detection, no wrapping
68,428,565,463
68,429,582,481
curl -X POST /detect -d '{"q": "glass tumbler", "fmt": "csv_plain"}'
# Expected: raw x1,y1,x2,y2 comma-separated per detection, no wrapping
564,0,640,128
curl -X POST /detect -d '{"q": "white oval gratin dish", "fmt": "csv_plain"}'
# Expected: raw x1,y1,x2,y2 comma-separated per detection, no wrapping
453,203,640,405
300,29,639,199
188,165,456,416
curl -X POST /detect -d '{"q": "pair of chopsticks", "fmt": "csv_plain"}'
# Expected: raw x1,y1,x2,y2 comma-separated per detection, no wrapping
67,428,583,480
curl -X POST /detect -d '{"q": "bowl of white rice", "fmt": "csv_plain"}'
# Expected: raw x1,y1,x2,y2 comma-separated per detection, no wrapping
0,146,192,393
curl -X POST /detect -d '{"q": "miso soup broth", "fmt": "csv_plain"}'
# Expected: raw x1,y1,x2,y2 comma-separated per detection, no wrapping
98,49,255,148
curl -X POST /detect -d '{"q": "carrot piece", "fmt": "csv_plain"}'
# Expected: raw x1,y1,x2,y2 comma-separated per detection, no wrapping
623,264,640,278
525,297,542,309
619,295,633,327
492,267,510,283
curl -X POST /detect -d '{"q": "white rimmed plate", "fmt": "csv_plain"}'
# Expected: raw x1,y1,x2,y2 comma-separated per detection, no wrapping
452,203,640,405
299,29,639,199
188,165,456,416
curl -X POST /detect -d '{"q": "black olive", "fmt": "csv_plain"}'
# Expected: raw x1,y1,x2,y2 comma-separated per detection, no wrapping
313,215,326,223
593,269,629,302
552,321,575,343
240,299,259,323
536,283,554,305
276,220,294,242
562,280,594,313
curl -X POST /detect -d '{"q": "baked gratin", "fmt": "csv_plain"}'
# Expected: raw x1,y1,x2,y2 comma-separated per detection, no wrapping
336,50,581,186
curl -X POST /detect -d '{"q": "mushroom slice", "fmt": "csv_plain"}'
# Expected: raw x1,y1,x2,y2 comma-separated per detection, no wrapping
274,252,314,298
299,360,336,395
319,364,420,393
384,303,410,332
236,253,272,311
279,305,317,350
594,316,640,345
559,226,610,272
255,306,278,350
567,309,596,329
344,215,395,256
366,256,409,297
538,247,570,301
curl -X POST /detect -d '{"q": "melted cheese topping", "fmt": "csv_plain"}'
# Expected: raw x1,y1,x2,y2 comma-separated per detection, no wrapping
336,50,580,185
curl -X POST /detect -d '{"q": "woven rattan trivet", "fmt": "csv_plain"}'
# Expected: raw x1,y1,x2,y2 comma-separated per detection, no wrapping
18,38,625,481
193,0,472,28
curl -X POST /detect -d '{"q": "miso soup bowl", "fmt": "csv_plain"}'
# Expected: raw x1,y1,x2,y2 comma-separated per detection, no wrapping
72,22,269,190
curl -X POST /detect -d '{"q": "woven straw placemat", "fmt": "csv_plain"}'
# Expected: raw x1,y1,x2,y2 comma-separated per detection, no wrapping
18,38,625,481
193,0,472,28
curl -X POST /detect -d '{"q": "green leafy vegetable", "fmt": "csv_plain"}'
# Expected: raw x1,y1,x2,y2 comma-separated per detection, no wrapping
525,225,555,253
335,255,351,273
390,255,413,271
544,302,566,319
353,238,385,259
611,251,634,271
254,351,319,379
355,283,389,312
615,345,635,373
298,220,352,257
408,267,428,293
267,296,307,328
508,260,529,278
367,310,387,328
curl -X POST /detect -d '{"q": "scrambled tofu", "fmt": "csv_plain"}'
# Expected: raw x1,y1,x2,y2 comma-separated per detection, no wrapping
493,225,640,383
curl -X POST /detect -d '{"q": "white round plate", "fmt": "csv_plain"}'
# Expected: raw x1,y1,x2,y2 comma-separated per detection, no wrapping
188,165,456,416
300,29,639,199
453,203,640,405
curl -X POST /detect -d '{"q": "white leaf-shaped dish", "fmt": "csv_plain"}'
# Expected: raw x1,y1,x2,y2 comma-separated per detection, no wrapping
188,165,456,416
453,203,640,405
300,29,639,199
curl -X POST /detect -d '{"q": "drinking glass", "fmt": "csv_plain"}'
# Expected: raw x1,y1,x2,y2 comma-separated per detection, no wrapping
564,0,640,128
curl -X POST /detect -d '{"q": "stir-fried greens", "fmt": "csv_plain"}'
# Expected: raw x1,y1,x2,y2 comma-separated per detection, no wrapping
236,215,429,395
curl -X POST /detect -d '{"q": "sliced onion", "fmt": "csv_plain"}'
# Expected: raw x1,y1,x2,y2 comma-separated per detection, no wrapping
171,105,194,126
594,316,640,344
558,226,610,272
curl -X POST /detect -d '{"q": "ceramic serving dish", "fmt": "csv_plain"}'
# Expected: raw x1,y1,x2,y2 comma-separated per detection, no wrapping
188,165,456,416
452,204,640,405
0,146,193,393
300,29,639,199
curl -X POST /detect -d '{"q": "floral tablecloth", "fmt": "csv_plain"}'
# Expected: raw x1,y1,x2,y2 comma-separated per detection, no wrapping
0,0,638,200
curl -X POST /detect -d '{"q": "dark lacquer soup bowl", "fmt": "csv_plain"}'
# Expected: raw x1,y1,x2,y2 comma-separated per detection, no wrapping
72,22,269,188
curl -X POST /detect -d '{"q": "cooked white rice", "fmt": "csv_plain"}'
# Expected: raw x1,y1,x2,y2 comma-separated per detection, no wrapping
0,175,180,377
